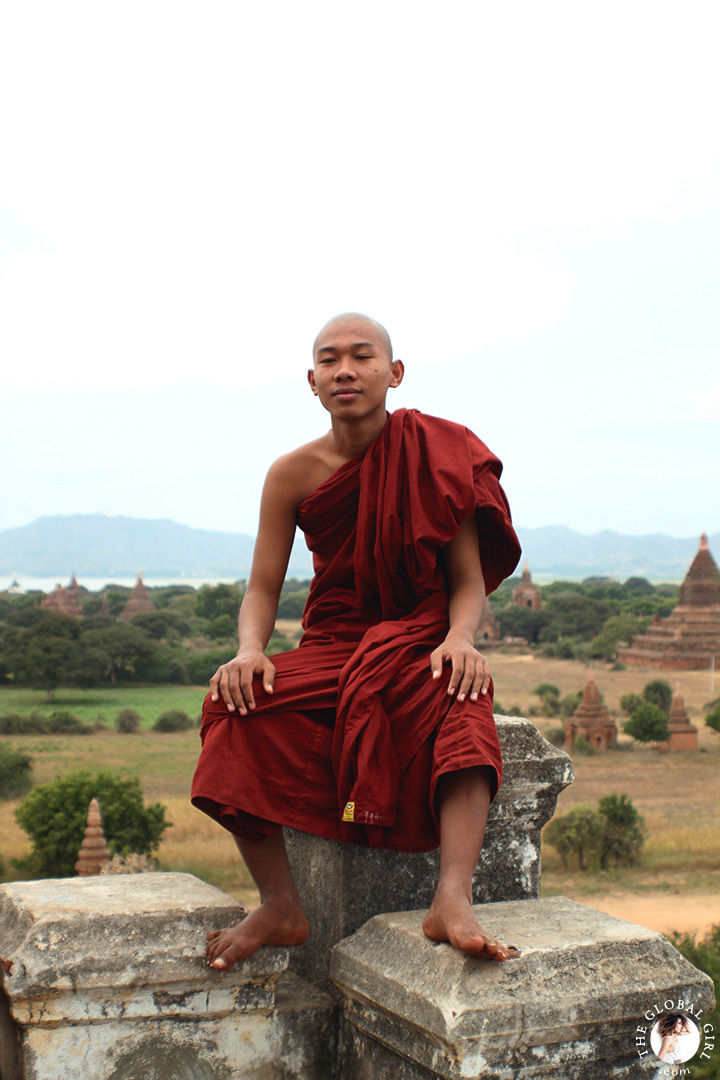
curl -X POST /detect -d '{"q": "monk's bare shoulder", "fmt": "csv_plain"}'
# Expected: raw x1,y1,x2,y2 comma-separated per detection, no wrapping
264,434,344,509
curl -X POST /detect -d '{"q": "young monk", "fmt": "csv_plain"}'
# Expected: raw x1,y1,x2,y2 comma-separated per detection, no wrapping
191,312,522,971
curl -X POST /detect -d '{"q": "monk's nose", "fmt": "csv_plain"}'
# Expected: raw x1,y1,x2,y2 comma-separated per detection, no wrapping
334,365,357,381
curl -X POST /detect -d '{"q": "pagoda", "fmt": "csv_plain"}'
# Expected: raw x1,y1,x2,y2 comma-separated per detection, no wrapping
617,535,720,670
40,574,84,618
118,574,157,622
475,599,500,647
512,563,542,610
564,670,617,751
656,689,699,753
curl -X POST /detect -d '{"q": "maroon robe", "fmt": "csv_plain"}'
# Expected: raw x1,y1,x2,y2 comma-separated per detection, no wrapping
191,409,521,852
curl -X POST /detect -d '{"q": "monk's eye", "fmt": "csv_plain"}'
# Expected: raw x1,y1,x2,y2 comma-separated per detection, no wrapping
355,354,371,360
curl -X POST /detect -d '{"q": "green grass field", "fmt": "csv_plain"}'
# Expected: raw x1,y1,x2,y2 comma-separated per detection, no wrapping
0,685,208,729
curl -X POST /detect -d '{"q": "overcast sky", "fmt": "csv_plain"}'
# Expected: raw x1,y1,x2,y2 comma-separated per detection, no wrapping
2,1,718,539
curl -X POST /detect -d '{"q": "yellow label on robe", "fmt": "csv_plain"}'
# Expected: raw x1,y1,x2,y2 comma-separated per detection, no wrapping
342,801,355,822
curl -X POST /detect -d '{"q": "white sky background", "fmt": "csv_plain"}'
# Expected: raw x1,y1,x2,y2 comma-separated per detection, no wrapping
1,0,718,538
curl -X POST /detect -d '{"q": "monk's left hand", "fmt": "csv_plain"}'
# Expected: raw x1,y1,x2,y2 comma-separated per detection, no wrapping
430,633,491,702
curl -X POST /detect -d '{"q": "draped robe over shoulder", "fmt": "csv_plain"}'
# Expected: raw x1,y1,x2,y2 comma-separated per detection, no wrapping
191,409,521,852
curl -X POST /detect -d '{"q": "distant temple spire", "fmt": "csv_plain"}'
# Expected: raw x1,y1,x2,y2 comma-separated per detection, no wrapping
512,562,542,610
118,574,157,622
617,535,720,670
564,669,617,751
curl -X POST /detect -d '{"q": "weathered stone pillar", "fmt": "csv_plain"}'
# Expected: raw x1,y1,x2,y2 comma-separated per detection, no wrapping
0,873,335,1080
286,718,573,990
331,896,716,1079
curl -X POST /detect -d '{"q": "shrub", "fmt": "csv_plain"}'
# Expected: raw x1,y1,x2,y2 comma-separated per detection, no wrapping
619,692,642,716
559,691,582,719
153,709,193,733
544,726,567,748
545,793,646,873
573,735,595,755
705,705,720,735
597,792,646,868
533,683,561,717
0,711,90,735
46,710,90,735
642,678,673,713
15,771,170,877
624,703,670,744
0,744,33,800
545,805,603,870
116,708,142,734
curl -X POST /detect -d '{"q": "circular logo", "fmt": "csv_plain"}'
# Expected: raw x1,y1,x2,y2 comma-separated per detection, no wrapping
650,1014,700,1065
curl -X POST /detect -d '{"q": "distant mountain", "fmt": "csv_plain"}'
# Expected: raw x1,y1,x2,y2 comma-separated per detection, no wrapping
514,526,717,581
0,514,716,582
0,514,271,578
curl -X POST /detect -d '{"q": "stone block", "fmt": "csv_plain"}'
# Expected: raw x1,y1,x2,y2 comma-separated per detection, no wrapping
331,895,715,1079
0,873,335,1080
286,718,572,990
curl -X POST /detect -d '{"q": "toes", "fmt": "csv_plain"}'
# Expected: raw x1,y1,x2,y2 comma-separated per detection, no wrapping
207,929,221,942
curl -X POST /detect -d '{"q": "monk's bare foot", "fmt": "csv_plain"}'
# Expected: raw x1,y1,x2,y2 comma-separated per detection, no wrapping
422,884,519,961
206,898,310,971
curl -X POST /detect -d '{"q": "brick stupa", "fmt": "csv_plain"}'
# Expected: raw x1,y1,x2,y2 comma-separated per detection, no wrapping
75,799,110,876
40,574,84,618
512,563,542,610
475,598,500,646
656,689,699,753
564,670,618,751
617,535,720,670
118,574,156,622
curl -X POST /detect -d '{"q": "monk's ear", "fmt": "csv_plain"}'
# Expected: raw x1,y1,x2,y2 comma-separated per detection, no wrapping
307,369,319,396
389,359,404,388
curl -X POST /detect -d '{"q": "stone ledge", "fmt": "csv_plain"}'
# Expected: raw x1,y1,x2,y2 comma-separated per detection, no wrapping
0,875,337,1080
331,896,715,1080
0,873,287,1013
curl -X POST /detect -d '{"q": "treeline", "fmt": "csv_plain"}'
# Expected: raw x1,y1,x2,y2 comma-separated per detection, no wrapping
490,574,679,660
0,580,311,697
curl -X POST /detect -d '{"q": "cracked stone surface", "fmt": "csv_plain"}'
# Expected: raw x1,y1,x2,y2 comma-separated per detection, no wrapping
0,873,334,1080
331,896,715,1079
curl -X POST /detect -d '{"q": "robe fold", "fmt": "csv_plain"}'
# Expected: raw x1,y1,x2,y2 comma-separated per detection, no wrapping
191,408,521,852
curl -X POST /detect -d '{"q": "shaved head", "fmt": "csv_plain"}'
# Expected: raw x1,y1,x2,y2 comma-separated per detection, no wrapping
313,312,393,363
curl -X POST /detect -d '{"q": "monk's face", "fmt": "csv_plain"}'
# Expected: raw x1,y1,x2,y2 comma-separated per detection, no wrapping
308,316,404,416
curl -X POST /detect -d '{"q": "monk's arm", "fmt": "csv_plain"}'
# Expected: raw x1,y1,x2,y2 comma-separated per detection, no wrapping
210,461,298,714
430,515,491,702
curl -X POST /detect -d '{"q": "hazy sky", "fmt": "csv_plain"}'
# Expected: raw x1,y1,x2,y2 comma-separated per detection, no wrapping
2,1,718,539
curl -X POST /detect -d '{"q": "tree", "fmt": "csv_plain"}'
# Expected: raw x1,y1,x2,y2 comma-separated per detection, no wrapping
15,771,170,877
544,805,603,870
597,793,646,868
496,605,549,644
642,678,673,713
588,614,649,660
540,592,613,642
83,624,158,683
705,706,720,735
624,703,670,744
195,583,243,622
619,692,642,716
624,577,656,595
0,744,33,800
533,682,561,717
10,613,82,701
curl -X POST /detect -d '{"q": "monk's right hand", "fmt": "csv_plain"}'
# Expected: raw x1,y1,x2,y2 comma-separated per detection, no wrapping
209,651,276,715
